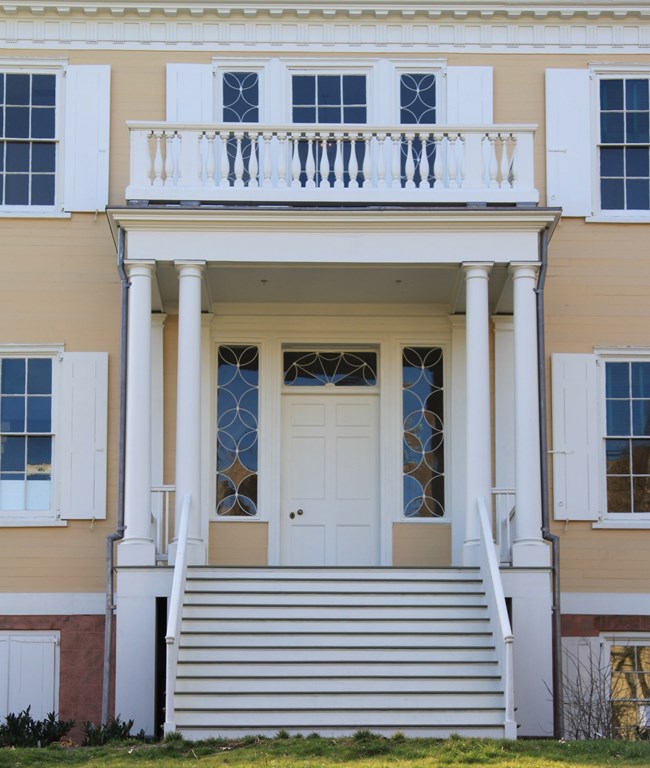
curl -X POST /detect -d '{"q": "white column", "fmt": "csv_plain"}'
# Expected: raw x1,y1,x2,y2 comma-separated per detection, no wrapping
173,261,206,566
463,262,493,566
511,263,548,566
119,262,156,566
448,315,467,567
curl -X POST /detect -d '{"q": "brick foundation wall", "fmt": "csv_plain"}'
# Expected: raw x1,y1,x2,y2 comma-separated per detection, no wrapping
0,615,108,730
562,614,650,637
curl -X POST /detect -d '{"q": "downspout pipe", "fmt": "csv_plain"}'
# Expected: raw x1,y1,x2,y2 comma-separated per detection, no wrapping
102,226,128,726
535,225,563,739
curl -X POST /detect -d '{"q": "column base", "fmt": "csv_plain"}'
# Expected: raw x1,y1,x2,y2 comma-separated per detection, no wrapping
117,538,156,566
511,539,550,567
462,540,481,567
168,537,207,567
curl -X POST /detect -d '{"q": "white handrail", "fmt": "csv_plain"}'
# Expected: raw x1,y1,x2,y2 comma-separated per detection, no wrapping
477,495,516,739
163,492,191,736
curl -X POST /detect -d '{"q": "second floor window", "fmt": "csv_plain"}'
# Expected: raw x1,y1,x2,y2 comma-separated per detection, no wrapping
600,78,650,211
0,72,56,208
292,75,366,124
400,73,436,125
222,72,259,123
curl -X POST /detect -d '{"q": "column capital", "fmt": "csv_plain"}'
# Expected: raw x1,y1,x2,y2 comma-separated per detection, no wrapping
462,262,494,278
125,260,156,278
509,261,540,279
492,315,514,332
175,260,206,277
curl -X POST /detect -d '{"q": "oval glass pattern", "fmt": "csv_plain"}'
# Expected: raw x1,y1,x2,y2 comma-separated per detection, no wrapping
283,351,377,387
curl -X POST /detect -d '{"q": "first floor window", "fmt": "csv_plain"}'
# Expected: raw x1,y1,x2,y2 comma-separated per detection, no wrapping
605,360,650,514
402,347,444,517
0,357,52,512
600,77,650,211
610,641,650,739
216,345,259,517
0,72,57,207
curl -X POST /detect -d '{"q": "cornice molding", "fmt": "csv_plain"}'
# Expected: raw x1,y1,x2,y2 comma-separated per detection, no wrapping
2,8,650,52
2,0,650,21
107,205,561,238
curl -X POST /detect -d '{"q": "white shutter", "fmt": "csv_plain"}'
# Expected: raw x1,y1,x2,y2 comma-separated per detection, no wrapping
551,353,601,521
7,635,58,721
63,65,111,213
545,69,592,216
166,64,214,122
446,66,493,124
57,352,108,520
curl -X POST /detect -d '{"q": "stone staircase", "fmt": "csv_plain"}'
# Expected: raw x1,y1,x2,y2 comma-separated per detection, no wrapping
172,567,509,738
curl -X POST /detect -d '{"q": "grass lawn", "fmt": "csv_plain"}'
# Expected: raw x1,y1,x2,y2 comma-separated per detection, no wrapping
1,733,650,768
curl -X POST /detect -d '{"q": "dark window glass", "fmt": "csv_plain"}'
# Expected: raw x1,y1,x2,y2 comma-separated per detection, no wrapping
291,74,367,124
400,73,436,125
222,72,259,123
284,351,377,387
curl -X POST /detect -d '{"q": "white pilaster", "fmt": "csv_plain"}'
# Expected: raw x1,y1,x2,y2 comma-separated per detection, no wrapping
119,261,156,566
511,263,548,566
463,262,493,566
449,315,467,567
173,261,206,566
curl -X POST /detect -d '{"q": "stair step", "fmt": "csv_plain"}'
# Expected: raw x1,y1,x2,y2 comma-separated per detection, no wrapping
176,660,500,677
177,647,497,663
183,592,486,606
180,619,490,635
183,605,488,620
174,708,506,728
178,632,493,648
175,676,503,693
179,725,506,739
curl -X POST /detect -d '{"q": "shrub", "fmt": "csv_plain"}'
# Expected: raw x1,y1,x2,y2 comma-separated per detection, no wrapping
81,715,144,746
0,707,74,747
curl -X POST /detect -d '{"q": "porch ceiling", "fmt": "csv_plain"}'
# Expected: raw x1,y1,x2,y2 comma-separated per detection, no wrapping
153,261,513,313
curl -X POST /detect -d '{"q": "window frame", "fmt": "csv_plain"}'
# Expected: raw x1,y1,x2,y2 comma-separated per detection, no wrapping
597,349,650,527
602,632,650,738
213,59,268,125
590,64,650,222
393,61,446,125
0,345,63,525
0,58,66,217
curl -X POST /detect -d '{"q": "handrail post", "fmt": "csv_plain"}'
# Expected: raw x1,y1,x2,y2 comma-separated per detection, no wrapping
163,492,191,736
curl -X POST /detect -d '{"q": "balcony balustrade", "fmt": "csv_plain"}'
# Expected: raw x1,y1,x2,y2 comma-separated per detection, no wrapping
126,122,538,206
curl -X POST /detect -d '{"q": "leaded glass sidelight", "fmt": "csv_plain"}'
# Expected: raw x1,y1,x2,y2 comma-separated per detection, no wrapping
402,347,444,517
284,351,377,387
216,345,259,517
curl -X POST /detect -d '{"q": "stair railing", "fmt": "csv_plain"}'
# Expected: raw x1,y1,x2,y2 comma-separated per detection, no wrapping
163,492,191,735
476,495,517,739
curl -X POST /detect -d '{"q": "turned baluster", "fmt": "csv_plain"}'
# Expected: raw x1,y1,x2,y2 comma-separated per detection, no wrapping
499,134,511,188
291,135,302,188
390,134,401,188
305,138,316,188
262,133,273,188
404,133,415,189
488,134,499,188
248,134,259,188
377,134,387,188
362,136,372,188
319,136,331,188
334,134,344,189
448,135,458,189
277,134,287,188
220,133,231,187
233,132,245,188
152,132,163,187
510,136,518,188
164,132,174,186
458,135,466,189
348,135,359,188
204,133,215,187
433,135,443,188
418,133,430,190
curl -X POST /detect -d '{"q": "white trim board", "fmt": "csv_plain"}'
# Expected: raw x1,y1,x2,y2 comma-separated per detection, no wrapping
0,593,105,616
562,592,650,616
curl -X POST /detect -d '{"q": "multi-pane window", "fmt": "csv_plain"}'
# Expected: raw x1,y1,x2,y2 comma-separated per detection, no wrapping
605,361,650,514
283,351,377,387
222,72,259,123
402,347,444,518
292,75,366,124
0,358,53,512
400,73,436,125
0,73,56,207
600,78,650,211
216,345,259,517
610,643,650,739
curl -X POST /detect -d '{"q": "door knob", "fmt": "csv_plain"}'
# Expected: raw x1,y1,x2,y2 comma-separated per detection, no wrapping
289,512,295,519
297,508,303,516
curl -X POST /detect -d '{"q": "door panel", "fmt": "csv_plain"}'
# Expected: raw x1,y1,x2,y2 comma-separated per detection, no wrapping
281,394,379,566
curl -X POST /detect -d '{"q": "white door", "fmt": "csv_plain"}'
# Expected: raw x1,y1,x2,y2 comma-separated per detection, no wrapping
281,394,380,566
